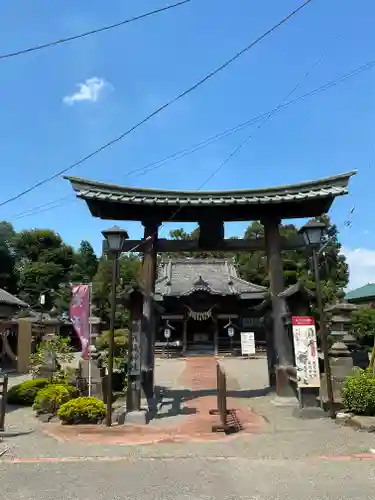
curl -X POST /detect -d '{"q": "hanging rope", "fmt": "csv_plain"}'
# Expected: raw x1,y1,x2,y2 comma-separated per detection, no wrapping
186,306,214,321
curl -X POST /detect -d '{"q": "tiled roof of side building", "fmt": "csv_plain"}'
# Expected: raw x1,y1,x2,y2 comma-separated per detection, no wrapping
155,258,267,299
0,288,29,308
345,283,375,301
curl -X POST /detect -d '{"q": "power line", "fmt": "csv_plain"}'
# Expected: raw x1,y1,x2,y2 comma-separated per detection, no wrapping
0,0,313,209
197,1,365,197
12,196,75,220
0,1,192,61
128,31,328,250
128,62,375,179
9,56,375,222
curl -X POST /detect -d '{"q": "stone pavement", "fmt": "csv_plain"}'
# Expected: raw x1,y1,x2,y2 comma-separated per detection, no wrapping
43,356,264,445
2,356,375,462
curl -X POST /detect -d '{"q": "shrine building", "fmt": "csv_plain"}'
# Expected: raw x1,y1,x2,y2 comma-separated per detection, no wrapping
154,257,268,355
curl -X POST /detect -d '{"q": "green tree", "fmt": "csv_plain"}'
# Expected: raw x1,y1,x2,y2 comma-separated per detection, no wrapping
95,328,128,370
168,227,231,259
92,254,141,328
351,307,375,341
12,229,74,308
69,240,98,284
0,221,17,293
235,221,267,286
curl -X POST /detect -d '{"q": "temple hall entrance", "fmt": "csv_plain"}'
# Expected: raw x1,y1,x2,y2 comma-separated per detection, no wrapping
186,317,215,354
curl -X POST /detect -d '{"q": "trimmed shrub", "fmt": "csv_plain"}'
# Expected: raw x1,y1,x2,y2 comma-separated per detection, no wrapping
57,397,106,425
342,368,375,415
96,329,128,371
7,378,50,406
32,384,78,415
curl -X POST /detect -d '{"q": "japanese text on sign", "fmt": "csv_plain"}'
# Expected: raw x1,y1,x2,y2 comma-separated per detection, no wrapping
292,316,320,388
129,319,141,376
240,332,255,355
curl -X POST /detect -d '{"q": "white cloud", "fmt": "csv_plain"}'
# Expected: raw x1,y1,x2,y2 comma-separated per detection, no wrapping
342,247,375,291
63,77,110,105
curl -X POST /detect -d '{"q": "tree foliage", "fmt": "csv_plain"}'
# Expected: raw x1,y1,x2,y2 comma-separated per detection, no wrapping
95,328,128,370
168,215,348,305
351,307,375,339
69,240,98,284
12,228,74,308
92,254,141,328
0,221,17,293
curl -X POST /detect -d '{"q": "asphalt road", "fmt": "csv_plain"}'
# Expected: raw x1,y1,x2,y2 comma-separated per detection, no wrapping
1,457,374,500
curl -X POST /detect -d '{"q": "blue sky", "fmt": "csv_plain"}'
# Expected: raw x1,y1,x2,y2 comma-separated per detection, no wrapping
0,0,374,287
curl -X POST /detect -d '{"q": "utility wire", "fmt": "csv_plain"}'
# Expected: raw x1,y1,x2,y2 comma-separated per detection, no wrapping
127,25,328,251
196,1,363,204
0,0,313,209
0,1,192,60
12,196,75,220
9,55,375,222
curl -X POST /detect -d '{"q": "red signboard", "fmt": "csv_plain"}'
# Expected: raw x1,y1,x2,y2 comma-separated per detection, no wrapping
292,316,315,326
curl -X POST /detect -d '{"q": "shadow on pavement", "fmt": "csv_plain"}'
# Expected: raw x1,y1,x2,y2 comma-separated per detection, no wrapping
151,386,271,421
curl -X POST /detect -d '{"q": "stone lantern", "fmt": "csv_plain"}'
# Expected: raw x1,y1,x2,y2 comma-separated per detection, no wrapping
324,301,358,349
320,300,367,410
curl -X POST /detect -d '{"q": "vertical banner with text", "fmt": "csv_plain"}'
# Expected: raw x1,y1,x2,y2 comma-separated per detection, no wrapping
70,284,90,360
292,316,320,388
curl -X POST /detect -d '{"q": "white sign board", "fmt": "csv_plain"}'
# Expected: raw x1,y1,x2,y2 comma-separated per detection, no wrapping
240,332,255,355
292,316,320,388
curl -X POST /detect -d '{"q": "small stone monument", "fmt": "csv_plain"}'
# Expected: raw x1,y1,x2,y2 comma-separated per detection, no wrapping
320,341,355,410
37,350,57,380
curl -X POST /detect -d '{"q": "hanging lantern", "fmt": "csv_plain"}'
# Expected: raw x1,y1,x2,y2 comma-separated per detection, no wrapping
227,326,235,338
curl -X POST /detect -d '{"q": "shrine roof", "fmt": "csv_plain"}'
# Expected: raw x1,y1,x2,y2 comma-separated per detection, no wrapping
345,283,375,302
154,258,267,300
65,171,356,222
0,288,29,308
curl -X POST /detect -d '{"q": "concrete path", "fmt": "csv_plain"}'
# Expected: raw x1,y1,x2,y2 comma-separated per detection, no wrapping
1,457,375,500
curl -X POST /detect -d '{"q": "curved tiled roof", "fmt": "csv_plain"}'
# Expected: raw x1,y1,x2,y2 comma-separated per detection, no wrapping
66,171,355,207
155,258,267,299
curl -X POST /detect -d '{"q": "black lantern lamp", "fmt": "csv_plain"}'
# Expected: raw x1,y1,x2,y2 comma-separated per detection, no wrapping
299,220,326,247
102,226,129,254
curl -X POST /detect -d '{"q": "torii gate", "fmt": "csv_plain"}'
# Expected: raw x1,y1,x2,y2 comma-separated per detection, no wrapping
66,170,355,400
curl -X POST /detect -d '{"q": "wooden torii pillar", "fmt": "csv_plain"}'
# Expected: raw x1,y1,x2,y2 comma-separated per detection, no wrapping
140,220,160,403
263,216,295,397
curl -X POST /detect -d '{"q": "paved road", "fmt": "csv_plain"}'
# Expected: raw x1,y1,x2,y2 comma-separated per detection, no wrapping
1,457,374,499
